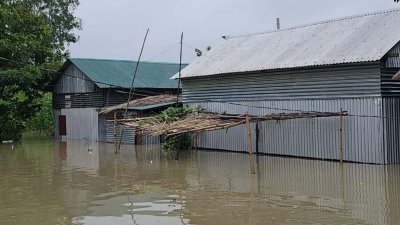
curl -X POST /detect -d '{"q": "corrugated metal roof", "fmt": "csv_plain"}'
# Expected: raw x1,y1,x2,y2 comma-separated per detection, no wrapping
68,58,187,89
175,8,400,79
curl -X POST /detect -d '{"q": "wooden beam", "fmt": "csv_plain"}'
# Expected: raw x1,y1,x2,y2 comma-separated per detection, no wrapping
246,112,256,174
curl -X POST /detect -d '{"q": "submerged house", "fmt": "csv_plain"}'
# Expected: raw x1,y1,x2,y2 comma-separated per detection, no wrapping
52,58,185,143
176,9,400,164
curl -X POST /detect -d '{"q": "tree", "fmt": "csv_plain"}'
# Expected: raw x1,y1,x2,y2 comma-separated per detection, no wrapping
25,93,53,135
0,2,65,141
4,0,82,56
195,48,203,57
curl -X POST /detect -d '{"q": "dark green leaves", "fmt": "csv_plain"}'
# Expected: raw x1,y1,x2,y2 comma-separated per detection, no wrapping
0,1,78,141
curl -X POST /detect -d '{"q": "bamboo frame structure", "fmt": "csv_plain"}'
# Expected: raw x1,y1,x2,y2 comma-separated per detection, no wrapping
119,111,348,137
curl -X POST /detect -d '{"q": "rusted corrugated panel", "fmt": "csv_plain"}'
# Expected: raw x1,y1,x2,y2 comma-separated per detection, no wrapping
175,8,400,79
189,97,385,164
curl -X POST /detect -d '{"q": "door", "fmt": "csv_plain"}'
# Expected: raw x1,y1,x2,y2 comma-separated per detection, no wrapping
59,115,66,136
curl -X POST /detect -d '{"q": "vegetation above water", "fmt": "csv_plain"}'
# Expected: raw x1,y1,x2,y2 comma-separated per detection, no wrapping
25,93,53,136
153,106,194,156
0,1,81,141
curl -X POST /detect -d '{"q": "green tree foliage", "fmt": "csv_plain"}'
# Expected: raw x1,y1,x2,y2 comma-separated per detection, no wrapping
153,107,193,158
194,46,211,57
25,93,53,135
4,0,82,56
155,106,193,123
0,2,66,141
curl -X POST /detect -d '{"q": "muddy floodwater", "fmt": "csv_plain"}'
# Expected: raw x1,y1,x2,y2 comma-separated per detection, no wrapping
0,138,400,225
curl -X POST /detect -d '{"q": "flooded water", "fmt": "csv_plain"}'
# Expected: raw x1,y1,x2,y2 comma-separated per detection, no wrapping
0,137,399,225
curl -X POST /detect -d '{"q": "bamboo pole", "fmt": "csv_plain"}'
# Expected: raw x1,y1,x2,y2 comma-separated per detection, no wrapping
176,32,183,106
118,28,149,151
114,112,118,154
339,108,344,164
246,112,256,174
195,132,198,151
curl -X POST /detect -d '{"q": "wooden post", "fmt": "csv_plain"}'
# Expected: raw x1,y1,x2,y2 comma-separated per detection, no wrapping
246,112,256,174
195,132,198,151
339,108,344,164
114,112,118,154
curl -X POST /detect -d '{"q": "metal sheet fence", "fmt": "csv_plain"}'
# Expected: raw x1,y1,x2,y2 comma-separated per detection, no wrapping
188,97,385,164
382,97,400,164
105,122,135,144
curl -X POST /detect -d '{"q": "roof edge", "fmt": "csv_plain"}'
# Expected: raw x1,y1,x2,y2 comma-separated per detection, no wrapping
175,61,381,79
224,7,400,40
69,57,189,66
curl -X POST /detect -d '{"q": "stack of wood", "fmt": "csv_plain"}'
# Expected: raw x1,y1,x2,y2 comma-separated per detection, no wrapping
120,111,347,137
99,94,180,114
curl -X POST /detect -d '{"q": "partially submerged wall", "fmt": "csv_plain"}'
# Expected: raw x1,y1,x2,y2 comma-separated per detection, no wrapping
182,63,391,164
53,108,99,141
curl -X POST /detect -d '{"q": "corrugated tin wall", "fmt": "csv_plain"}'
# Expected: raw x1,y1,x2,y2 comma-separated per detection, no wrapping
382,97,400,164
53,93,104,109
182,64,388,164
381,65,400,97
381,51,400,164
55,108,99,141
385,43,400,68
189,98,384,164
54,64,100,94
182,63,381,102
104,122,135,144
98,115,136,144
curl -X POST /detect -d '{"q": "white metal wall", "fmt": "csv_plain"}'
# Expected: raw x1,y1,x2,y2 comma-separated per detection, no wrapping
56,108,99,141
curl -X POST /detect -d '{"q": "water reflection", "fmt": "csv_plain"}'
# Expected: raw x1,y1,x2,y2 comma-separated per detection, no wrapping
0,138,399,225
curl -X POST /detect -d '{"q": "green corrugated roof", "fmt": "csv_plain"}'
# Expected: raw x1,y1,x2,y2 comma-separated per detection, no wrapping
128,102,176,111
68,58,187,89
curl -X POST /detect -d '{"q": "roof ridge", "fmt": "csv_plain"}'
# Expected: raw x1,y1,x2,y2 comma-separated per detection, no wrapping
225,7,400,40
69,58,188,65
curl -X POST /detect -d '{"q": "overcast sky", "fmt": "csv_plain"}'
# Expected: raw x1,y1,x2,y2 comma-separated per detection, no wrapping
68,0,399,64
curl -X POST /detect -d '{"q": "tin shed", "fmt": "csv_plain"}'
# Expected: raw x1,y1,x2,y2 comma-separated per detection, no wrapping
175,8,400,164
52,58,186,143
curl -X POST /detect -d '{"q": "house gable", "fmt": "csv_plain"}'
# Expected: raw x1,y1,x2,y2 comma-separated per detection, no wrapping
54,63,100,94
